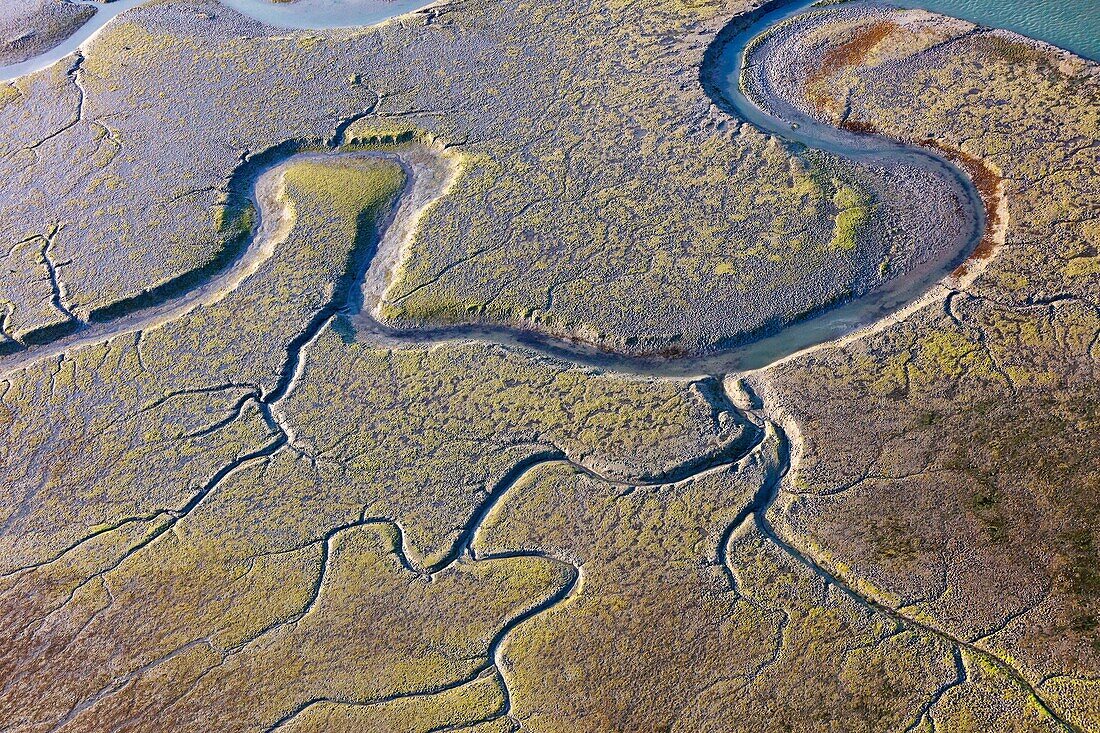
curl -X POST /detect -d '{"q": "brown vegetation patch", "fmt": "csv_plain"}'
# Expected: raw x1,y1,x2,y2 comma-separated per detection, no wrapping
841,119,1004,279
919,139,1004,279
806,21,900,109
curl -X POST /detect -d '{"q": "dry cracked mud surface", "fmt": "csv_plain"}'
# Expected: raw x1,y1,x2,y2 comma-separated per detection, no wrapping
0,0,1097,730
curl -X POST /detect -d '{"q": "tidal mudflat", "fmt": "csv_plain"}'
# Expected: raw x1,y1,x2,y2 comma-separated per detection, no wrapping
0,0,1097,730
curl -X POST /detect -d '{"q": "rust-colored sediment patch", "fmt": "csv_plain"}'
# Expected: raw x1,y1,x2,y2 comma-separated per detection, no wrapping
806,21,900,109
919,138,1004,279
843,120,1005,280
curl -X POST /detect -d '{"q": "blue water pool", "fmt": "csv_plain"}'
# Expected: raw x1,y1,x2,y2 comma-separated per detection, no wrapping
893,0,1100,60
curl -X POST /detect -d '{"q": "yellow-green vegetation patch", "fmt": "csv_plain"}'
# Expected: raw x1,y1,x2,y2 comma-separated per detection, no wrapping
0,0,966,354
0,83,18,110
473,440,975,731
830,180,872,251
921,651,1068,733
758,5,1100,728
282,158,406,227
0,145,743,728
279,672,507,732
1,0,1097,729
1062,255,1100,277
278,325,743,565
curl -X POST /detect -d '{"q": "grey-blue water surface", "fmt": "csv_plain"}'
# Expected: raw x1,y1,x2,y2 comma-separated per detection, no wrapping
222,0,1100,62
225,0,1100,60
218,0,435,29
2,0,1096,83
892,0,1100,60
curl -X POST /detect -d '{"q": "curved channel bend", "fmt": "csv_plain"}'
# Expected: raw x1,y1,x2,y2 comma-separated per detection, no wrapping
1,0,989,380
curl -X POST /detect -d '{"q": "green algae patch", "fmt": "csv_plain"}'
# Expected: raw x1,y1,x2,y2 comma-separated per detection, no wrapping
341,118,424,148
829,182,871,252
0,83,18,111
758,5,1100,722
213,200,255,241
280,672,506,733
1062,256,1100,278
281,158,406,232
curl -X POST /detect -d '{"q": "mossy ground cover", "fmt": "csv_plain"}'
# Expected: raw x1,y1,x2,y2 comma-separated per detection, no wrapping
0,0,1096,730
752,4,1100,729
0,154,749,729
1,0,967,355
474,445,974,732
0,0,95,66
